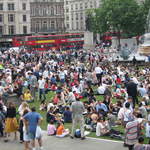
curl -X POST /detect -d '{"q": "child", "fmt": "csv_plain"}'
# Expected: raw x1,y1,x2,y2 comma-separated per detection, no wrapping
56,121,69,138
39,100,47,111
47,120,56,136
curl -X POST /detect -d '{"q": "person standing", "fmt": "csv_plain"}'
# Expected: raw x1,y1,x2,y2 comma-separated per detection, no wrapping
30,72,38,101
95,65,103,85
4,102,18,142
71,97,85,140
124,118,140,150
23,107,43,150
126,79,138,108
38,76,46,101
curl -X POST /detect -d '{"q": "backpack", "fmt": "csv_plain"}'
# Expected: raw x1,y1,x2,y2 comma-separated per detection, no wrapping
74,129,81,138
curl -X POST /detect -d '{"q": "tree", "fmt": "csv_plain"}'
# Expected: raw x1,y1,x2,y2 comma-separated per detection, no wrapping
140,0,150,32
87,0,146,46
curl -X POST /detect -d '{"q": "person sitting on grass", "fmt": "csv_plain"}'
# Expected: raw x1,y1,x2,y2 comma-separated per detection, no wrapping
56,121,69,138
134,137,150,150
39,100,47,111
63,107,72,123
46,107,56,123
21,89,33,103
96,117,110,137
47,120,56,136
96,117,122,139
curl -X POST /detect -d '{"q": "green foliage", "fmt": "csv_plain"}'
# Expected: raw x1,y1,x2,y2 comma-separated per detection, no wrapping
87,0,149,37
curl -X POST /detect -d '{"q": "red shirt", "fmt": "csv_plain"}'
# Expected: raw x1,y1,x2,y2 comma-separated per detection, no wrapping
116,78,121,84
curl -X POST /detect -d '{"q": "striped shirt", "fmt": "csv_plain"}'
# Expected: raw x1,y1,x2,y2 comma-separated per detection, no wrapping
125,120,139,145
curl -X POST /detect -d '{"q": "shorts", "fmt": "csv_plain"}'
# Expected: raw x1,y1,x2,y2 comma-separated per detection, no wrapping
23,131,31,142
28,131,36,140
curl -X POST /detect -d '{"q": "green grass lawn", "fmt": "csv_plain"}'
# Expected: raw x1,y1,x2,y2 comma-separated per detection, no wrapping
27,91,149,144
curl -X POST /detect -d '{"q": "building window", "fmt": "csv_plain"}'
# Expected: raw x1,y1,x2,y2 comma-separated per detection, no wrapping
66,15,69,21
8,25,15,35
51,21,55,29
0,26,3,34
75,4,78,10
8,3,15,11
80,13,83,20
43,7,46,16
76,22,79,30
66,1,68,5
90,2,93,8
76,13,78,20
0,14,3,22
22,3,26,10
0,3,3,10
8,14,15,22
80,3,83,10
71,5,73,10
66,8,69,13
67,24,69,28
36,22,39,32
85,3,88,9
23,26,27,34
43,21,47,31
94,1,97,7
23,15,27,22
51,7,54,15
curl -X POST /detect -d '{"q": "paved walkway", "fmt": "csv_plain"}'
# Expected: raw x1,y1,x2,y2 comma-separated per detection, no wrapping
0,132,127,150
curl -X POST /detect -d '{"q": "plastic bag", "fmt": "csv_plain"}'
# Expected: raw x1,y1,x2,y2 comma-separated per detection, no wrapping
36,126,42,139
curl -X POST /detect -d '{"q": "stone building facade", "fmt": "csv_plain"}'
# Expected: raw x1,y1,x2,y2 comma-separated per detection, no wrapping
64,0,101,32
0,0,31,35
30,0,65,34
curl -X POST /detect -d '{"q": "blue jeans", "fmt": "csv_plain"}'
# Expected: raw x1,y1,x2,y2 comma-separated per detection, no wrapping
39,89,46,101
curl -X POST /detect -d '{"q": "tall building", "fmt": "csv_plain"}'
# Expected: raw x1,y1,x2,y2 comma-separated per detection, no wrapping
0,0,31,35
64,0,101,32
30,0,65,34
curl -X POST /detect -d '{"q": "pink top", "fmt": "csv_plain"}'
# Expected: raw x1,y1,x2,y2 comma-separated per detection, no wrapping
47,124,56,135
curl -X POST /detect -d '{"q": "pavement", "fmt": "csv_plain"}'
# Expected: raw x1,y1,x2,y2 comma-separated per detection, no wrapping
0,132,127,150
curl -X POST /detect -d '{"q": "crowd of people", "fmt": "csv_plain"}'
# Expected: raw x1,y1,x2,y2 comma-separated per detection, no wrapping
0,47,150,150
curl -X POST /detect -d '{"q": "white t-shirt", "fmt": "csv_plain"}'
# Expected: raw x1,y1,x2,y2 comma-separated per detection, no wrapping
38,79,45,89
118,107,124,120
95,67,102,74
146,123,150,138
59,71,65,79
96,122,102,136
97,85,106,95
96,122,106,136
43,70,49,78
123,109,133,122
